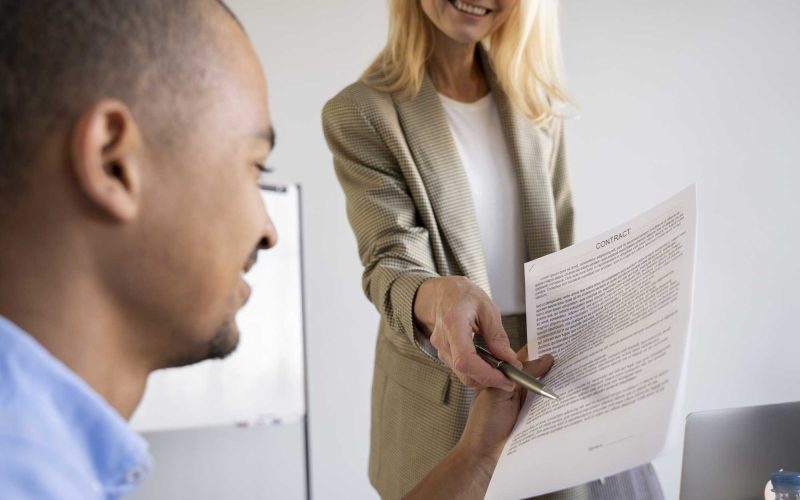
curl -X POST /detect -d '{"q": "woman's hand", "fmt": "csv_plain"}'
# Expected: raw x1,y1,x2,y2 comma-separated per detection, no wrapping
414,276,523,391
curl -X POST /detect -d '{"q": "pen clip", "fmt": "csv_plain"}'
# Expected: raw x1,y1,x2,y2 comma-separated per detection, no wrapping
475,344,503,369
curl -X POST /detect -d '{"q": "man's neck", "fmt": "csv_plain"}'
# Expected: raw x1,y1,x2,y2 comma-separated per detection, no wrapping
0,252,150,419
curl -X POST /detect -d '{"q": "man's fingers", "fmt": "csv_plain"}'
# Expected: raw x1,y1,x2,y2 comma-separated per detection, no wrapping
521,353,555,378
516,344,529,363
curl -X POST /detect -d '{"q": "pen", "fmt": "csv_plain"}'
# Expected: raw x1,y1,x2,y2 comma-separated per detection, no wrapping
475,345,560,401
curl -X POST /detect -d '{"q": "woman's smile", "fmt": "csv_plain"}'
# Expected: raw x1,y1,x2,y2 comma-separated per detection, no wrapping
448,0,492,18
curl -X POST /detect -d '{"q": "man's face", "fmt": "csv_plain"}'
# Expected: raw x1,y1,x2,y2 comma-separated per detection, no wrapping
125,16,276,368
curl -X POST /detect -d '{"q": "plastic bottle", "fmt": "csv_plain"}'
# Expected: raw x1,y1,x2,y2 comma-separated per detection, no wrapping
772,471,800,500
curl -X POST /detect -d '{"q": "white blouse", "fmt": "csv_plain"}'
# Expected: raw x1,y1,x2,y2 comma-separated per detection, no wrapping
439,92,527,315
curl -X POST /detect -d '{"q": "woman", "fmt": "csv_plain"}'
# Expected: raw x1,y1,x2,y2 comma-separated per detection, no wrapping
323,1,663,498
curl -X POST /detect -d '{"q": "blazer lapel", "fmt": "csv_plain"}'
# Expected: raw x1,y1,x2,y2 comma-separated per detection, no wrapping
393,75,493,295
482,49,561,261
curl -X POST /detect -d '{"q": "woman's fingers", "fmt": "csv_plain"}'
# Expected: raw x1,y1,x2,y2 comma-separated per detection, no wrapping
434,334,481,388
431,333,452,367
448,323,513,390
438,332,553,391
423,277,524,391
477,301,522,369
434,331,501,389
456,351,511,390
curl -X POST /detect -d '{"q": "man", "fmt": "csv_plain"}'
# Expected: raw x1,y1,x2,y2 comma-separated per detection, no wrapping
0,1,552,498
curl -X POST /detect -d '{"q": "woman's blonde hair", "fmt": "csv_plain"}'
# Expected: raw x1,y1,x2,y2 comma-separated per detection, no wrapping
362,0,570,125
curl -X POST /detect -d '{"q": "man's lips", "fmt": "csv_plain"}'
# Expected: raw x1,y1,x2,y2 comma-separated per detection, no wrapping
239,276,253,306
239,243,263,306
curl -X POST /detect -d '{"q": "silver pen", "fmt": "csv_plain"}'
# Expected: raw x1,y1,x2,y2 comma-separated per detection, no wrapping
475,344,560,401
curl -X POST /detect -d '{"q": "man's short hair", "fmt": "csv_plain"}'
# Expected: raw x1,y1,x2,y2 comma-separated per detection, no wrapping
0,0,235,197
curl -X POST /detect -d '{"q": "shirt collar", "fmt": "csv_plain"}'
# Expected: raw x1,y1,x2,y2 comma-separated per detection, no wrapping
0,315,152,497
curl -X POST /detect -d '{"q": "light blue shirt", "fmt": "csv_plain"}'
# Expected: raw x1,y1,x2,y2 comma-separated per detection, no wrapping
0,315,151,499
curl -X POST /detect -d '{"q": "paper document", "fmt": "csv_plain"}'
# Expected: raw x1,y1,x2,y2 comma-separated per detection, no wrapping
486,185,697,499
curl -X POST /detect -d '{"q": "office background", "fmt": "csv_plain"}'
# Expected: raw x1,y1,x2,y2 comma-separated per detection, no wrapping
226,1,800,498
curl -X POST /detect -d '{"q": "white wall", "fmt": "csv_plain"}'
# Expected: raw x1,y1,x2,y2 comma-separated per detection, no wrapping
227,1,800,499
226,2,386,499
560,2,800,499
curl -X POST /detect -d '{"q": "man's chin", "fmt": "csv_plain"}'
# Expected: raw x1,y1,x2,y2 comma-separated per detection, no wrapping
206,324,239,359
205,319,240,360
163,319,240,368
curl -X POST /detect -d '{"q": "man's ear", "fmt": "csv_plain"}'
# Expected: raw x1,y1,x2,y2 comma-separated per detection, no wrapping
69,99,144,222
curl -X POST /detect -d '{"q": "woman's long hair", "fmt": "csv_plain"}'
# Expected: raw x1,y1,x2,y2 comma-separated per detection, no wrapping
362,0,570,125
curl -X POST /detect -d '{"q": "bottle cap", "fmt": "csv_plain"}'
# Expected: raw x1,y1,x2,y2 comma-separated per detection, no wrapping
771,471,800,490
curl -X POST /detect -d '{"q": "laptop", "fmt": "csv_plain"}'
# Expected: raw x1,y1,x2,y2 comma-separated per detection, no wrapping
680,401,800,500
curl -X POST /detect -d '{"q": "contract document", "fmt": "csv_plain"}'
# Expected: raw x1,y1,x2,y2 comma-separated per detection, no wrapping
485,185,697,500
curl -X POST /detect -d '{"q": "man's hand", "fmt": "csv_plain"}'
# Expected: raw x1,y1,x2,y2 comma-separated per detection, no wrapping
414,276,521,391
404,346,555,500
459,346,554,463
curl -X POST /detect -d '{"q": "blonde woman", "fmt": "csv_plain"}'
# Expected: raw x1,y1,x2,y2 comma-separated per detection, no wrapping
323,1,663,498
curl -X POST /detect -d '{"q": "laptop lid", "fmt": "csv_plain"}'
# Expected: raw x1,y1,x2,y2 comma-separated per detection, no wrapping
680,401,800,500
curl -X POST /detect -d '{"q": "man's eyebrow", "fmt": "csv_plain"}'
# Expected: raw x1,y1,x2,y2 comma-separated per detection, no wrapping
254,127,276,150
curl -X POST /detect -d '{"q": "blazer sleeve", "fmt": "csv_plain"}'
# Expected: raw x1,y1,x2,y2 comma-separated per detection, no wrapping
322,94,439,347
549,118,575,249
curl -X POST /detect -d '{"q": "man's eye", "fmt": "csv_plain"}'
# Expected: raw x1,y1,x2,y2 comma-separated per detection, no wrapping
254,164,275,191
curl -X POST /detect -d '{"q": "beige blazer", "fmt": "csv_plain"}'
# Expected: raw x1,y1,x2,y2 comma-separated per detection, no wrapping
323,61,661,499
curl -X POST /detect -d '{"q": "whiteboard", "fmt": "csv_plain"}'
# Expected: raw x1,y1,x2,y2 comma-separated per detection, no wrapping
131,184,306,432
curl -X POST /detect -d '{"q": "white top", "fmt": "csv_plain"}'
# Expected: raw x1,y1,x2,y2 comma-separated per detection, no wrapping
438,92,527,315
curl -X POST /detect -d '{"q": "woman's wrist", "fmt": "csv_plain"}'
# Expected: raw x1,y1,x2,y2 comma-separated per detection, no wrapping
413,276,472,335
412,277,439,336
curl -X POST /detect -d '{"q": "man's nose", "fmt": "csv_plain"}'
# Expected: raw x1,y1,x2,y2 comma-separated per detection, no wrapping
258,210,278,251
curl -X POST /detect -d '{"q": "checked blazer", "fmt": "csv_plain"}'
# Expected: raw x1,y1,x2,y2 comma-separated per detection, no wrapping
322,58,662,500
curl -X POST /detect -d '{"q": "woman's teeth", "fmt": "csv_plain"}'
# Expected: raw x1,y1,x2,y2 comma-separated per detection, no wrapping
452,0,489,16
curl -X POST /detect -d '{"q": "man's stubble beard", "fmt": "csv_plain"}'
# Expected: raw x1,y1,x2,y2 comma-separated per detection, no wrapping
162,316,240,369
205,316,240,360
